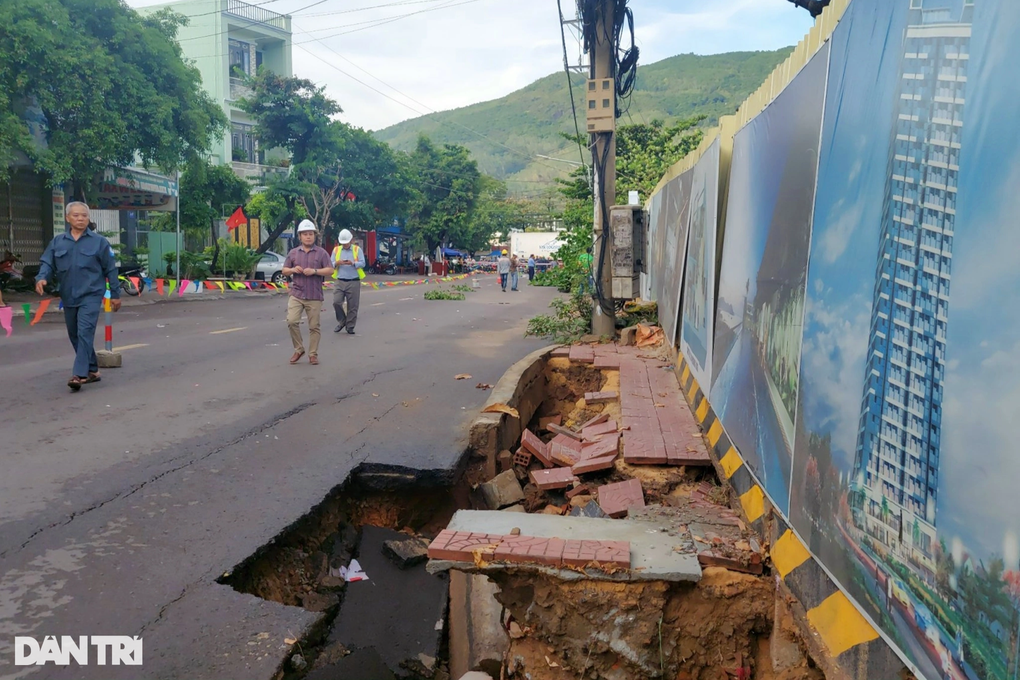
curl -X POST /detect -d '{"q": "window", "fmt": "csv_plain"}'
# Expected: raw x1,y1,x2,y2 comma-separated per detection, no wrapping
229,40,251,77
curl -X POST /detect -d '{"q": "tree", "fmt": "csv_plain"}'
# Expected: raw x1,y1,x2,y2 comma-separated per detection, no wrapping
239,72,342,253
324,124,414,244
405,135,483,252
467,176,530,252
615,117,705,204
0,1,226,193
177,157,251,273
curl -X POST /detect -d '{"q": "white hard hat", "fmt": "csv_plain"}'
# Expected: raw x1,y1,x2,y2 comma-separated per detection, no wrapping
338,229,353,244
297,219,317,233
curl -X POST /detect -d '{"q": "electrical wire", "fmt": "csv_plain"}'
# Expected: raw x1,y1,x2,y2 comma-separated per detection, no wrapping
289,26,571,177
556,0,590,186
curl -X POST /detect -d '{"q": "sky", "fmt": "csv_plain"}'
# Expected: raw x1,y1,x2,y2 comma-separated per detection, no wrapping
126,0,816,131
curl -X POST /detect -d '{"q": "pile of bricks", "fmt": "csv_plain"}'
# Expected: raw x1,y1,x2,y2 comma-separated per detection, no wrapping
427,530,631,569
671,482,763,575
516,412,623,477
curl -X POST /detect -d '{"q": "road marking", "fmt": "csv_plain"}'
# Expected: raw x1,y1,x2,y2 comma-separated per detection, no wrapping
371,302,386,306
112,343,149,352
209,327,248,335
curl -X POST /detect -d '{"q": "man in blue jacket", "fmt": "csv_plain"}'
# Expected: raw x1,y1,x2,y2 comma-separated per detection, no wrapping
36,202,121,392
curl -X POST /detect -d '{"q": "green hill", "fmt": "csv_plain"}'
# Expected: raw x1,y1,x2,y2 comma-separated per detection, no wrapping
373,48,793,195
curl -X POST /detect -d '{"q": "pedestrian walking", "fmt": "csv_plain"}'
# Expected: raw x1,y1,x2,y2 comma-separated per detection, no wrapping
527,254,536,282
423,253,431,276
331,229,366,335
35,202,121,392
497,249,511,291
283,220,333,365
509,254,520,291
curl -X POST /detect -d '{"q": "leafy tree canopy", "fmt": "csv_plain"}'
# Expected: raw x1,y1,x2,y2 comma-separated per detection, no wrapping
405,135,483,253
0,1,226,191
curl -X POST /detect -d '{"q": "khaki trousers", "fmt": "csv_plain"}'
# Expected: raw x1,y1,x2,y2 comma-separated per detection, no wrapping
287,296,322,356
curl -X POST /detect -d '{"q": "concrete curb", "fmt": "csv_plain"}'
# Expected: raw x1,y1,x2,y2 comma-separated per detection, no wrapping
468,344,562,459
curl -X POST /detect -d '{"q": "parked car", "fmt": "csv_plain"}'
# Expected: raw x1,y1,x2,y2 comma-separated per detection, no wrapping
256,251,287,284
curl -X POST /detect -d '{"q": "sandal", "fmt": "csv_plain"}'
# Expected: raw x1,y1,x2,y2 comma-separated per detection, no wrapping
86,372,101,383
67,376,86,392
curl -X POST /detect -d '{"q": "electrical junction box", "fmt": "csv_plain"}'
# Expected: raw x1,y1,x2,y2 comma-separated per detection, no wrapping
586,78,616,133
610,204,645,300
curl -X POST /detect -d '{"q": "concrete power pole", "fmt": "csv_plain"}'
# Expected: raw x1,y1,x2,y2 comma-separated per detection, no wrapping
591,0,616,336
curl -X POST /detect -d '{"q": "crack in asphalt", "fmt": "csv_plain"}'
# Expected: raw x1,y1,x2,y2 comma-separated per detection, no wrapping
0,402,318,560
335,366,404,403
138,584,191,635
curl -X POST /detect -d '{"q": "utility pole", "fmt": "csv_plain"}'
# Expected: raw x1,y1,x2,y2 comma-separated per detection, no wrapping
591,0,616,336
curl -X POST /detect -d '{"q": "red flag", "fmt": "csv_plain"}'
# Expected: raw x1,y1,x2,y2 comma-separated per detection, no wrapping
226,206,247,231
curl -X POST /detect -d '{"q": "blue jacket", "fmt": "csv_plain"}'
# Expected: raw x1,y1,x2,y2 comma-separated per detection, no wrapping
37,229,120,307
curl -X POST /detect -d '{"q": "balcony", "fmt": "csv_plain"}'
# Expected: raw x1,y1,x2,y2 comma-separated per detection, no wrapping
225,0,289,31
229,77,253,102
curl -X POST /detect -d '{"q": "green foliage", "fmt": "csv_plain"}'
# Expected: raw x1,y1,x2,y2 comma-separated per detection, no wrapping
406,135,483,252
374,49,793,188
164,250,210,280
211,241,260,277
246,191,307,230
468,175,531,250
424,289,465,301
526,291,593,344
452,284,474,292
0,0,226,188
616,118,705,202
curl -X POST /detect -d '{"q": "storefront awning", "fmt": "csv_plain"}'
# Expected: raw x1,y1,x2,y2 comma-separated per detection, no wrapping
93,167,178,212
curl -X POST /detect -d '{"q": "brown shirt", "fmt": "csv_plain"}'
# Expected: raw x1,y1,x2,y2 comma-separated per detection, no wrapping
284,245,332,301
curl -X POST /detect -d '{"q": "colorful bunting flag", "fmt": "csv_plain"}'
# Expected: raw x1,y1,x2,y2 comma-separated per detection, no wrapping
179,280,191,297
244,282,252,290
157,279,165,296
30,299,52,326
0,306,13,337
216,282,225,292
193,280,201,292
22,303,31,324
168,279,177,296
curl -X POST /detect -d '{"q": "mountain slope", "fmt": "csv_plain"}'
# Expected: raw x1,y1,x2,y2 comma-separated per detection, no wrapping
374,49,793,193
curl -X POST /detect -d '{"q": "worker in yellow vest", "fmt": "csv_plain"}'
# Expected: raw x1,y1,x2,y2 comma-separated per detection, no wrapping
330,229,366,335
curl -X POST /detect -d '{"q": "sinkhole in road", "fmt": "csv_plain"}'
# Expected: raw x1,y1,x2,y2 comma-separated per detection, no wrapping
216,354,831,680
218,465,483,680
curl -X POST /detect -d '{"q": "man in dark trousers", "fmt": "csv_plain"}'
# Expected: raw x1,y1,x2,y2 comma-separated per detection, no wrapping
282,220,334,365
331,229,366,335
36,202,122,392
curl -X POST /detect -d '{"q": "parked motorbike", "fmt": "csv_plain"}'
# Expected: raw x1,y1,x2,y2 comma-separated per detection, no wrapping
118,264,147,296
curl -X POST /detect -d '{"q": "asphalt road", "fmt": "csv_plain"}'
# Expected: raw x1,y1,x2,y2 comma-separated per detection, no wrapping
0,275,559,679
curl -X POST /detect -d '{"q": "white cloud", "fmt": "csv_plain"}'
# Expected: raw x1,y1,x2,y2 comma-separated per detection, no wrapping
126,0,814,130
940,340,1020,560
798,291,872,467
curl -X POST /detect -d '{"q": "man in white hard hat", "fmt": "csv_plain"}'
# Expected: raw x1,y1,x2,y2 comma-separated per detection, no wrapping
282,220,333,364
330,229,366,335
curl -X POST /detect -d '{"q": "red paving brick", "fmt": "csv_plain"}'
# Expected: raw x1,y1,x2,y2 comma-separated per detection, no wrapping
429,531,631,570
530,467,580,490
571,451,618,474
593,355,622,369
550,439,583,467
550,433,583,452
618,354,712,467
581,420,618,439
579,432,620,460
578,412,610,430
584,391,618,404
551,347,571,357
521,429,553,467
568,344,595,364
565,484,590,498
596,478,645,518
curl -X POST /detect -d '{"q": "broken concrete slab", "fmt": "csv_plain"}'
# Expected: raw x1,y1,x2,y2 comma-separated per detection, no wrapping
476,470,525,509
449,571,508,679
497,449,513,473
596,478,645,518
327,526,448,679
428,510,701,583
383,536,431,569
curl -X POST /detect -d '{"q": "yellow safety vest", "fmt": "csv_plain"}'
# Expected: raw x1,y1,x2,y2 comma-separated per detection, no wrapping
331,244,366,280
